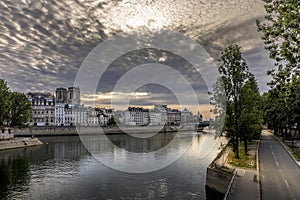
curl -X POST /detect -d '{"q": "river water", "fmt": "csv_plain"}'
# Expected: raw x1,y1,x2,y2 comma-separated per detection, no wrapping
0,132,223,200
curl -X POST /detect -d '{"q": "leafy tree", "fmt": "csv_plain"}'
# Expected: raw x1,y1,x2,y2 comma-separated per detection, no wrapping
212,45,250,158
0,79,11,128
257,0,299,82
257,1,299,137
239,75,263,154
9,92,31,129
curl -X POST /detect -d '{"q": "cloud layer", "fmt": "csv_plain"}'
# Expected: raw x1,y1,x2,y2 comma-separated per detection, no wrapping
0,0,273,106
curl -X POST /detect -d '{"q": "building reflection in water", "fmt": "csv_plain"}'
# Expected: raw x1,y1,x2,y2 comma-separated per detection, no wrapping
0,132,222,200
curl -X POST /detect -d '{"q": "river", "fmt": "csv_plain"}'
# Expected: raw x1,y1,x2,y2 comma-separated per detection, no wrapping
0,131,223,200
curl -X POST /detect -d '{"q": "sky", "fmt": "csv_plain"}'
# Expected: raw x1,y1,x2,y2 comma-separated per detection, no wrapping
0,0,275,118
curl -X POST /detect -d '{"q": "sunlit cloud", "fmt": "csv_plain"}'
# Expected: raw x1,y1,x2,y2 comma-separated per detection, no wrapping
0,0,273,96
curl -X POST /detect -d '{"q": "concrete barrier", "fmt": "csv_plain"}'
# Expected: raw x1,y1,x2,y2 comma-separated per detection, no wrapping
14,125,194,136
206,166,235,195
0,138,43,151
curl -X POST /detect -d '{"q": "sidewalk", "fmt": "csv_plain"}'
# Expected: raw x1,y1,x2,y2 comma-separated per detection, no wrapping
227,169,260,200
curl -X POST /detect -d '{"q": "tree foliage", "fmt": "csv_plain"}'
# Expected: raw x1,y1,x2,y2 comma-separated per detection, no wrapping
239,75,263,154
0,79,11,128
0,79,31,130
257,0,299,84
212,45,263,158
9,92,31,128
257,0,300,137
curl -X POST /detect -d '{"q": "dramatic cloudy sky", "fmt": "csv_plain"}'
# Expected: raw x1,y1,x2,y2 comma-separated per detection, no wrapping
0,0,274,116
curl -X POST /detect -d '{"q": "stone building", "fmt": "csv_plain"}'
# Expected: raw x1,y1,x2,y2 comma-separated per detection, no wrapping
167,108,181,126
27,92,55,126
123,107,149,126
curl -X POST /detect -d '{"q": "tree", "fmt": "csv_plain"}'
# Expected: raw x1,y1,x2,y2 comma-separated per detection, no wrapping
257,0,299,137
212,45,250,158
257,0,299,82
9,92,31,129
238,75,263,154
0,79,11,128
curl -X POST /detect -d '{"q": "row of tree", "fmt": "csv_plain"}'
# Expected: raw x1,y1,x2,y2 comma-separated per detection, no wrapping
0,79,31,130
257,0,299,137
212,0,299,158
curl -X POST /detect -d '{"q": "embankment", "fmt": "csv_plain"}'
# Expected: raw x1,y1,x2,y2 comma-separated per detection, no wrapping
14,125,195,136
205,143,235,199
0,138,43,151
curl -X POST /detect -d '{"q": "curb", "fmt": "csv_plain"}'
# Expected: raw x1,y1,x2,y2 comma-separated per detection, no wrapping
223,169,237,200
273,134,300,169
257,140,262,200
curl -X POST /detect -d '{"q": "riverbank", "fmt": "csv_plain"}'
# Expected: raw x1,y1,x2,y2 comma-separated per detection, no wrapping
205,138,235,200
0,138,43,151
205,139,260,200
14,125,196,136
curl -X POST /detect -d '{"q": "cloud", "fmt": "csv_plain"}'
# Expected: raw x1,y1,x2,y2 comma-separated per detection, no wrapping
0,0,272,96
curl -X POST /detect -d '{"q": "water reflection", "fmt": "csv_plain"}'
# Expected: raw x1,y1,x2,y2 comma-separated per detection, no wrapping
0,132,222,200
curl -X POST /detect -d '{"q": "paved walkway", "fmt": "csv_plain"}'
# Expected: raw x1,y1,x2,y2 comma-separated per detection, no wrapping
227,169,260,200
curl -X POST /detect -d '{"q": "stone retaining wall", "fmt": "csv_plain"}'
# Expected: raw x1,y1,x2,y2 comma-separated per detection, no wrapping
0,138,43,151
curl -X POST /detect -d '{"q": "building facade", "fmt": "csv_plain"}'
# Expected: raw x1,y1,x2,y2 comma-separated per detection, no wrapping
167,108,181,126
27,93,55,126
123,107,149,126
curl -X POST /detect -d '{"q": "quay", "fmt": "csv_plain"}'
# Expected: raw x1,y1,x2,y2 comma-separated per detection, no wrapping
0,137,43,151
14,125,199,137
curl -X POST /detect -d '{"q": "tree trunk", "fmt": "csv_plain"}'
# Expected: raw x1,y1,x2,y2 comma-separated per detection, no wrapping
234,136,239,159
274,124,278,135
244,139,248,155
298,124,300,139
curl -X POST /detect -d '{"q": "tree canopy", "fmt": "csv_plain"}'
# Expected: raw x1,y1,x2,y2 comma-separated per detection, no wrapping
212,45,262,158
257,0,300,137
0,79,31,130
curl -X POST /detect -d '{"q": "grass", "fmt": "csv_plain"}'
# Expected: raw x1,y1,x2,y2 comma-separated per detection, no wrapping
226,141,258,169
286,146,300,161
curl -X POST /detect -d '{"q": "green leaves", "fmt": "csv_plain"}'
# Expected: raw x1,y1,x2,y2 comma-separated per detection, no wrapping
9,92,31,128
0,79,32,129
212,45,262,157
0,79,11,128
257,0,300,136
257,0,300,84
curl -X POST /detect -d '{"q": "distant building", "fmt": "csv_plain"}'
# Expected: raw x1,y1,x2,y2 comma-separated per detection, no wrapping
55,88,68,103
149,110,162,125
64,104,87,126
124,107,149,126
67,87,80,105
27,92,55,126
153,104,167,124
167,108,181,126
181,108,193,125
55,103,65,126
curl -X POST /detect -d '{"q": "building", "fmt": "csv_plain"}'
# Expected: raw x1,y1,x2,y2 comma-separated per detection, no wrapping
153,104,167,124
67,87,80,105
27,92,55,126
149,110,162,125
54,87,85,126
167,108,181,126
123,107,149,126
55,103,65,126
181,108,193,125
64,104,87,126
55,88,67,103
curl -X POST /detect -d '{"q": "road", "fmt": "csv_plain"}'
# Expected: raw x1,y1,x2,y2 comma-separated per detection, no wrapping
259,130,300,200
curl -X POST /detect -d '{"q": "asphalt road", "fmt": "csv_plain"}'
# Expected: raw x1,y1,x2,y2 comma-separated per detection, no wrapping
259,130,300,200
